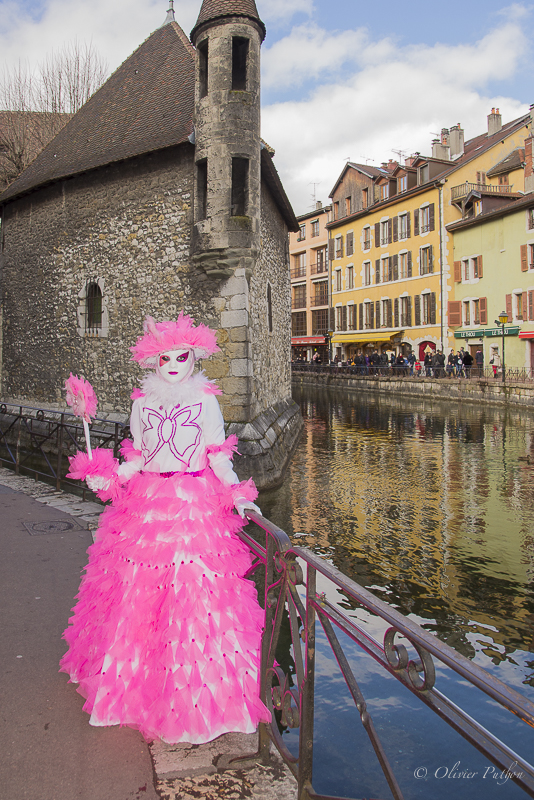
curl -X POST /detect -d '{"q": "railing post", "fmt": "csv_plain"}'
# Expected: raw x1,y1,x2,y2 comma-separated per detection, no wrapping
15,409,22,474
298,563,316,800
56,414,64,491
258,532,276,765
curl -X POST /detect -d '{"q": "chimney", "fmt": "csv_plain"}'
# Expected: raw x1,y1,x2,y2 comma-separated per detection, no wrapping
315,200,323,210
450,123,464,158
525,134,534,194
432,133,450,161
488,107,502,136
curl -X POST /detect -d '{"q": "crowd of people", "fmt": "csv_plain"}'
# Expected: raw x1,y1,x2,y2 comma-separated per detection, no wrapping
298,347,490,378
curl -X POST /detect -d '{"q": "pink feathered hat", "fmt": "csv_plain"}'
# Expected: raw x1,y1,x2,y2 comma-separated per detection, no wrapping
130,313,220,367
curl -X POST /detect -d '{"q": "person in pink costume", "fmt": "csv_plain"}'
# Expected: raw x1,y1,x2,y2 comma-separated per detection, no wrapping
60,314,270,744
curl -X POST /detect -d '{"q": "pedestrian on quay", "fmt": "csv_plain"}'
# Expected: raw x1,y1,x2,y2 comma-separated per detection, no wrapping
408,351,416,376
475,348,484,377
490,348,501,378
463,349,474,378
424,351,433,377
457,348,466,377
446,349,457,378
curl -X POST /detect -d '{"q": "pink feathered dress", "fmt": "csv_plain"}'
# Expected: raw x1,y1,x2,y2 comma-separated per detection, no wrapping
60,372,270,743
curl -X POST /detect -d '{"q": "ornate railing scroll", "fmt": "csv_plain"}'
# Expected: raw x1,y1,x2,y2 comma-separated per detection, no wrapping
240,511,534,800
0,402,127,494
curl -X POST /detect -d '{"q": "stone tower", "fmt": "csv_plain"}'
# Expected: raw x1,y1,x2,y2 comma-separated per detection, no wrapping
190,0,265,277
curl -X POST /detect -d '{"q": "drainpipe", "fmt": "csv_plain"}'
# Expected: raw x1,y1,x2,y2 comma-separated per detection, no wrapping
437,180,446,351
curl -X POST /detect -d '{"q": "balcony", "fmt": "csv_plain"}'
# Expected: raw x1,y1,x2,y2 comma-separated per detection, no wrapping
290,268,307,279
310,262,327,276
311,297,328,308
451,182,514,201
292,299,307,310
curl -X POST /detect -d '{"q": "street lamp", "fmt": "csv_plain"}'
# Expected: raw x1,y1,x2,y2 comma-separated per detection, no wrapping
494,311,508,383
324,329,333,364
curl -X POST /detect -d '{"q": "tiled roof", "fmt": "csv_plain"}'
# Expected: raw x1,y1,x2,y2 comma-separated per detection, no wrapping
191,0,266,42
446,192,534,231
0,22,195,203
486,147,525,178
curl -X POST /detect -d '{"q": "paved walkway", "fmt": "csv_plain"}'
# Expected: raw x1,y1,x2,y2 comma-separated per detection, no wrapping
0,468,296,800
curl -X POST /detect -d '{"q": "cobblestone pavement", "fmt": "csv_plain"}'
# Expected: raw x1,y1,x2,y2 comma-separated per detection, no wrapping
0,468,297,800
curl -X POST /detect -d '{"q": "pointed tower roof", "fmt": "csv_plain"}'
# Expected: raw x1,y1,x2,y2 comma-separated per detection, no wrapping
1,22,195,203
191,0,266,43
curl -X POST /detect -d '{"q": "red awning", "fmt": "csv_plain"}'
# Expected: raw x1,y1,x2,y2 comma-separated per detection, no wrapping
518,331,534,339
292,337,325,345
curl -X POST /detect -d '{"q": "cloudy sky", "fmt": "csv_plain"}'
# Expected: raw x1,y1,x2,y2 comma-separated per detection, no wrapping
1,0,532,213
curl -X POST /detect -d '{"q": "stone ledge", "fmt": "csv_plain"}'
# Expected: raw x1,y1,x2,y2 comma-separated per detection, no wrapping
153,732,296,800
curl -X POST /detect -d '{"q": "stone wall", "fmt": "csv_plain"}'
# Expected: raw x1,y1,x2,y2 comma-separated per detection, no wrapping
0,145,225,411
292,369,534,410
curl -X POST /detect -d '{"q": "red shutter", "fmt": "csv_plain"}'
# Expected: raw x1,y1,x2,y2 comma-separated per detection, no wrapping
429,244,434,273
454,261,462,282
340,235,344,259
506,293,513,318
407,296,412,327
388,299,393,327
329,239,335,259
394,298,399,328
407,251,412,278
375,300,381,327
393,254,398,281
479,297,487,325
523,291,528,320
388,257,393,282
449,301,461,326
521,244,528,272
393,216,398,242
477,255,483,279
375,259,380,284
429,203,435,231
342,305,347,330
406,212,411,238
414,209,420,236
388,219,393,244
359,303,364,330
370,302,374,329
375,222,380,246
529,290,534,321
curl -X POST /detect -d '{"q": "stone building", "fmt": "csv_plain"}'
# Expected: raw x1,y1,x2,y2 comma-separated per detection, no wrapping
0,0,301,488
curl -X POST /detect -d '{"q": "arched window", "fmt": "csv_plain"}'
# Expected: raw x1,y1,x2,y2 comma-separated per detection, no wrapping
86,281,103,332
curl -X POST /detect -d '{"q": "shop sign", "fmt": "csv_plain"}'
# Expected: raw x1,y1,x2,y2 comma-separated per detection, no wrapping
455,327,520,339
291,336,325,345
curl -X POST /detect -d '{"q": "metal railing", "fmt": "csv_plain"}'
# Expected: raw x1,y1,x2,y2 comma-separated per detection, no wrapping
0,402,128,494
291,268,307,279
238,511,534,799
310,263,327,276
292,362,534,382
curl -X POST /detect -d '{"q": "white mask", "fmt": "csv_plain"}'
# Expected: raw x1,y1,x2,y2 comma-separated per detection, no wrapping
156,349,194,384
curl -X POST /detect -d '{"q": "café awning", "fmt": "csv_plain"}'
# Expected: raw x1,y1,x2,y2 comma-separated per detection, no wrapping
331,332,399,345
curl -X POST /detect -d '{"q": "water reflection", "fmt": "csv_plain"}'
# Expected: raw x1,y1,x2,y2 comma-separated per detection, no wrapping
260,386,534,692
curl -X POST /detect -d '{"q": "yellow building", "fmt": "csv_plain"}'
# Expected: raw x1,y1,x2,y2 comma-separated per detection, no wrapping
327,108,532,363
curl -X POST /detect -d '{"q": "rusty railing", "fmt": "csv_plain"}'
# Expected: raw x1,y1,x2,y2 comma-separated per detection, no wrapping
239,511,534,799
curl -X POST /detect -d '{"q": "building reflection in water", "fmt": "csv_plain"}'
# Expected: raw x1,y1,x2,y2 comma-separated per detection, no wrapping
260,386,534,690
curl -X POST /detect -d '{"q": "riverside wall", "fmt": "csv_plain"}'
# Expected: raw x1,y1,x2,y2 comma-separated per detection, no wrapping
292,369,534,410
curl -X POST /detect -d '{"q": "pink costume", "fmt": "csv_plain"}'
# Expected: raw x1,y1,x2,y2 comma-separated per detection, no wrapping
60,315,270,744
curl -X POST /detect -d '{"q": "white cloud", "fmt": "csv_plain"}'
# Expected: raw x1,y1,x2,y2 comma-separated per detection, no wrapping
258,0,314,22
262,18,531,213
0,0,202,76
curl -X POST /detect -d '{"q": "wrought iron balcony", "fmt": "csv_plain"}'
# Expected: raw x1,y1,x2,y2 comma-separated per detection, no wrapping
451,182,514,201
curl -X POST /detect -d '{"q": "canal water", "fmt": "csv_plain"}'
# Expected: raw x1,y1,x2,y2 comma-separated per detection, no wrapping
259,385,534,799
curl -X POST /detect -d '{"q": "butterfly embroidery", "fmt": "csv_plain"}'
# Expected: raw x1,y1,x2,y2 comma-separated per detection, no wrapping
141,403,202,467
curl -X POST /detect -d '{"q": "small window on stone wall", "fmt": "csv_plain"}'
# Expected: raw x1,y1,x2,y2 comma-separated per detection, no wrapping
267,282,273,333
78,278,109,338
231,157,248,216
198,39,208,99
197,159,208,220
232,37,249,90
